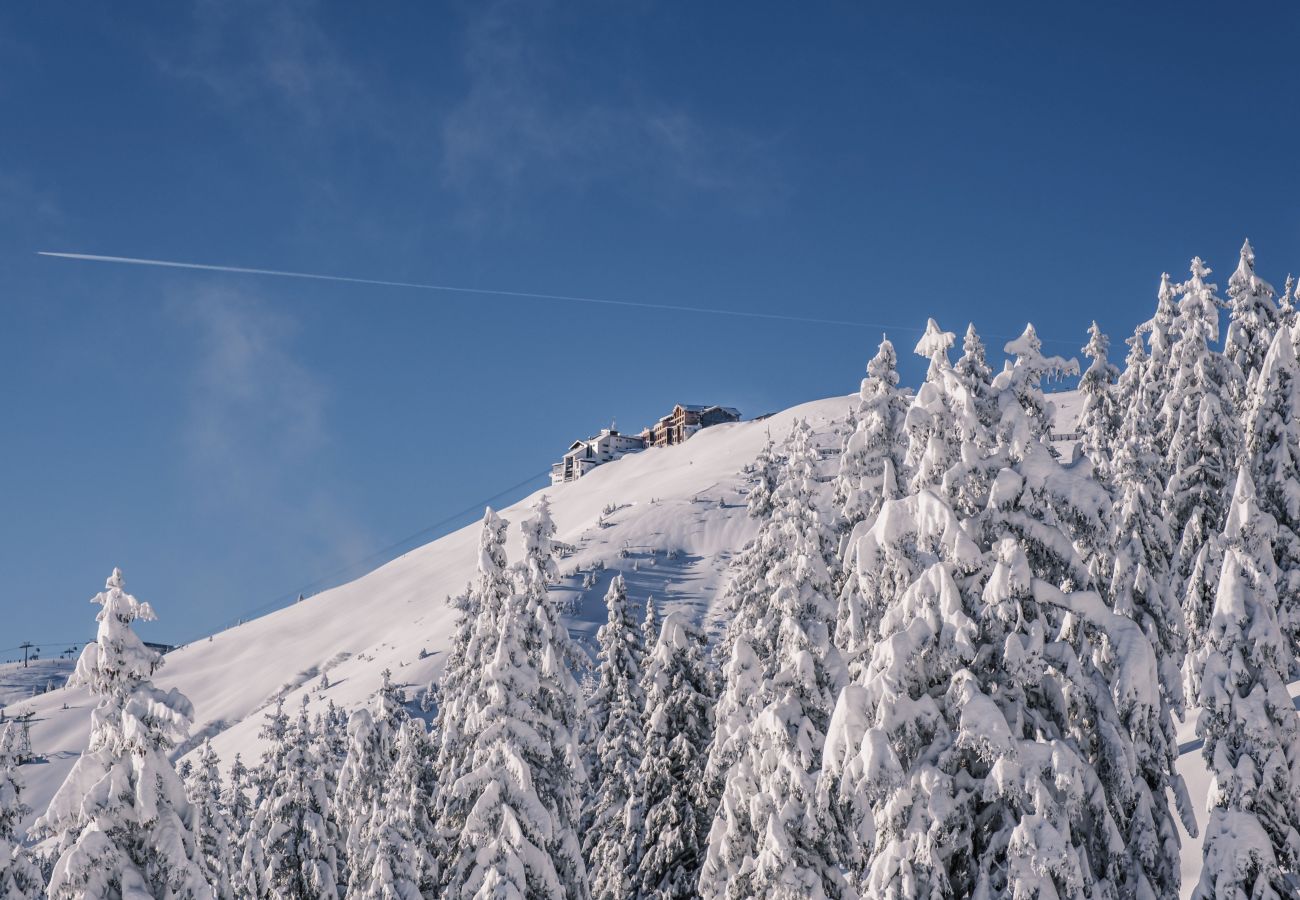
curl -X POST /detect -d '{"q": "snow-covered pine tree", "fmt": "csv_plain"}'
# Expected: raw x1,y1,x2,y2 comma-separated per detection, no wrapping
700,417,848,899
337,674,408,897
1077,321,1122,482
35,569,211,899
987,336,1185,896
1279,274,1297,330
187,739,238,899
747,432,781,519
820,490,984,895
832,336,909,537
251,699,290,809
443,498,591,900
1133,272,1182,462
582,574,648,900
635,612,713,900
1223,238,1279,401
431,506,513,862
905,318,962,494
953,322,999,444
1162,257,1243,610
834,332,1179,896
705,422,838,827
351,718,440,900
223,752,254,839
0,722,43,899
1244,325,1300,664
1109,380,1187,714
994,323,1079,449
246,698,341,900
1186,467,1300,899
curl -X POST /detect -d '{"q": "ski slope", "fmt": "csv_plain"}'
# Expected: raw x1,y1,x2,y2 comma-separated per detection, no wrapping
5,387,1222,894
9,393,848,838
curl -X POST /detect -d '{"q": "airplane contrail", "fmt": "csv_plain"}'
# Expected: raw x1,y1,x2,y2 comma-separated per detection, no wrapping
36,250,1081,347
37,250,913,332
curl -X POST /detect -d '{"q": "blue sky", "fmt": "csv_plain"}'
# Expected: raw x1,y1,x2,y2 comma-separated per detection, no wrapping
2,1,1298,649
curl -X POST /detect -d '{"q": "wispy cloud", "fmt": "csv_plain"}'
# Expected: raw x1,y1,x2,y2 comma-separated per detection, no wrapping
440,1,785,222
156,0,366,128
176,288,371,568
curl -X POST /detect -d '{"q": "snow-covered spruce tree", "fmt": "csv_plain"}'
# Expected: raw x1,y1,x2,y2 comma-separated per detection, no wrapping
337,671,408,894
222,752,254,843
351,717,440,900
820,494,984,895
747,432,781,519
1185,468,1300,899
635,613,713,900
1132,272,1182,462
953,322,999,444
700,422,848,899
35,568,211,899
431,506,513,859
251,698,290,809
443,498,591,899
1161,257,1243,608
1223,238,1278,400
0,722,43,899
582,574,648,900
904,318,962,494
186,739,238,899
832,336,909,538
1244,325,1300,663
1109,381,1187,716
1280,274,1297,330
1077,321,1122,483
705,422,839,820
245,698,341,900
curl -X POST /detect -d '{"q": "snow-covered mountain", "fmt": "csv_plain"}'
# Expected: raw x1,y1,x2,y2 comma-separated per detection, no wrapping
8,384,1226,897
10,393,849,835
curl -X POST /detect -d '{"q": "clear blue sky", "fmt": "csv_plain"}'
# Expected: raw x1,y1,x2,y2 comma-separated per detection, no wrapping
2,1,1298,649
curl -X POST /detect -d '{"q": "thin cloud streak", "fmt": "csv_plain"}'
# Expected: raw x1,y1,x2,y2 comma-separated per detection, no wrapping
38,250,927,334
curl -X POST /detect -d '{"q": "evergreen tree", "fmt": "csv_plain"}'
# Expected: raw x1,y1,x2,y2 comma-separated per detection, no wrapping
187,740,239,899
904,318,961,494
1134,272,1182,462
223,754,253,837
1224,238,1278,400
635,613,713,900
1244,325,1300,664
1279,274,1296,330
245,699,342,899
443,499,591,900
1077,321,1121,482
1162,257,1242,611
432,507,514,862
833,336,909,537
35,569,211,899
351,718,440,900
582,575,648,900
827,334,1183,897
337,672,408,895
0,722,42,899
747,433,781,520
700,417,848,898
953,322,999,444
1186,468,1300,899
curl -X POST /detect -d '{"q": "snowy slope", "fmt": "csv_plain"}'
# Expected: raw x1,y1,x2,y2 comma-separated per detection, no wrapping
10,393,850,836
0,658,75,710
7,386,1222,896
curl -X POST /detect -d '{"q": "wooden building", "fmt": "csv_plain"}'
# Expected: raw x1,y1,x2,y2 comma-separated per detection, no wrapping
641,404,741,448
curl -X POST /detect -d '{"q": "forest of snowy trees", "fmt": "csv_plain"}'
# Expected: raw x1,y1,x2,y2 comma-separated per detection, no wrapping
5,239,1300,898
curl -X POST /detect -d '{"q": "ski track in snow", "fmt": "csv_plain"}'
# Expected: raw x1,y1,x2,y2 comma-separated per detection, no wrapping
3,387,1224,894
